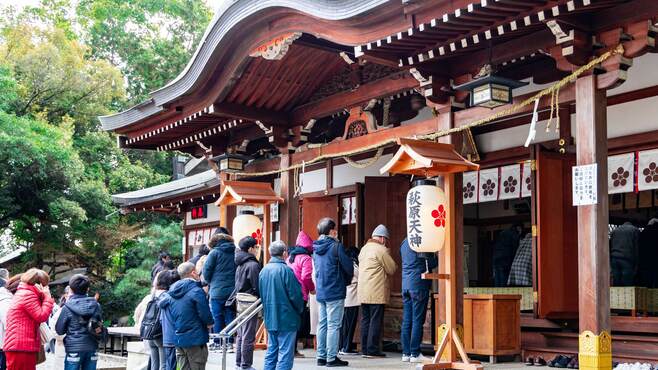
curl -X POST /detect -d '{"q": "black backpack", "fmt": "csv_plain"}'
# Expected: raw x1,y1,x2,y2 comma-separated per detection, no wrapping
140,294,162,340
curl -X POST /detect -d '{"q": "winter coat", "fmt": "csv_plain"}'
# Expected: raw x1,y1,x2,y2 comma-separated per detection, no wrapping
228,250,261,303
160,302,176,347
287,245,315,301
55,294,103,353
638,220,658,287
344,261,360,307
358,240,398,305
151,261,165,281
610,222,640,263
203,235,237,300
493,227,520,268
4,283,55,352
401,238,438,292
0,287,13,348
158,279,213,348
313,236,354,303
259,257,304,332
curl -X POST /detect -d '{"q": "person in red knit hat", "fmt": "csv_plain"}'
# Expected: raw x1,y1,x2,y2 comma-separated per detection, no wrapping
3,268,54,370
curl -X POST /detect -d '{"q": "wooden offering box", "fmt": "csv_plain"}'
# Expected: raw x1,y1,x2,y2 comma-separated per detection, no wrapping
463,294,521,363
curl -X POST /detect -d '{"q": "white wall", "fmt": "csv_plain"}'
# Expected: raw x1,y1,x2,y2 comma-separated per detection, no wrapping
300,168,326,194
332,154,392,188
185,202,220,225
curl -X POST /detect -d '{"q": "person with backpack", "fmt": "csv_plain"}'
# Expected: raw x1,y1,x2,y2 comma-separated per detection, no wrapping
139,271,169,370
55,274,104,370
158,271,180,370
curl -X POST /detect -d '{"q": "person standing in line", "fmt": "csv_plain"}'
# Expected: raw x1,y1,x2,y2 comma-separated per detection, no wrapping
357,225,397,358
338,245,360,356
4,269,55,370
55,274,104,370
492,224,522,287
139,271,169,370
313,218,354,367
286,231,315,357
189,245,210,266
203,228,236,349
259,241,304,370
158,271,180,370
151,252,172,282
159,262,213,370
400,238,437,363
610,221,640,286
0,272,15,370
228,236,261,370
508,232,532,287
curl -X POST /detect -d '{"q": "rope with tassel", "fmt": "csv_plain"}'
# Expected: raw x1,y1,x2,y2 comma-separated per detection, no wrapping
234,44,625,178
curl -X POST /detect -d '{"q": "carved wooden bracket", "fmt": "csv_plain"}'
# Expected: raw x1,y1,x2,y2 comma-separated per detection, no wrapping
250,32,302,60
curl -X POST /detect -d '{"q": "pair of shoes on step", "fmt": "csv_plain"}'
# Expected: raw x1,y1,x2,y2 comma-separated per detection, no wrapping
547,355,578,368
525,356,547,366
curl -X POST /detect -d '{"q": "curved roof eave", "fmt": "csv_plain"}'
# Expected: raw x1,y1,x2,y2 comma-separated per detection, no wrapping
99,0,389,131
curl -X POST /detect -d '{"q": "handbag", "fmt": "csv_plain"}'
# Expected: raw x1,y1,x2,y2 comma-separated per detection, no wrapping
235,292,259,314
38,323,52,365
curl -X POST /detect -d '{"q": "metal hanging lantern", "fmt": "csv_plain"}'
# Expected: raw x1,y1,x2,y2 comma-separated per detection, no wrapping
454,74,528,109
211,153,251,173
232,210,263,245
406,179,448,252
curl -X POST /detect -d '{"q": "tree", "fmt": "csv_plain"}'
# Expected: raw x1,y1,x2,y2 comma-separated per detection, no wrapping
76,0,211,104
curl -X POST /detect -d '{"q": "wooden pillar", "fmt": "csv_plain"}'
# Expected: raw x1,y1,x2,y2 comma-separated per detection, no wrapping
575,75,612,370
219,172,229,228
436,110,464,360
279,154,299,246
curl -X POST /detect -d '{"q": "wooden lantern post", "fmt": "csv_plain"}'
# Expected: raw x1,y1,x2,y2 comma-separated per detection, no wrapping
380,139,481,370
216,180,283,350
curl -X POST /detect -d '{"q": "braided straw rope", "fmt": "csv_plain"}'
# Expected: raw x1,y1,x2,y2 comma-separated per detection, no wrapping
235,44,625,178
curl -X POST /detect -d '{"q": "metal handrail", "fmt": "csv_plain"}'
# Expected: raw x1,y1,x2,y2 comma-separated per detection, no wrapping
211,299,263,370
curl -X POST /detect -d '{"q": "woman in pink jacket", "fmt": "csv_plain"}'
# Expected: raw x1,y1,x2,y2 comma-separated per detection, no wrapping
287,231,315,356
4,269,55,370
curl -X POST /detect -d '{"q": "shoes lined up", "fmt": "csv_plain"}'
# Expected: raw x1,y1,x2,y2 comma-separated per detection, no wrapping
525,355,578,368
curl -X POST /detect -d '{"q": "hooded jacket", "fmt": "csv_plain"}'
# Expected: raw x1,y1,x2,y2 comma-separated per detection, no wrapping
158,279,213,348
203,234,237,300
259,257,304,332
4,283,54,352
401,238,438,292
230,249,261,299
0,287,13,348
55,294,103,353
358,239,398,305
313,235,354,303
287,244,314,302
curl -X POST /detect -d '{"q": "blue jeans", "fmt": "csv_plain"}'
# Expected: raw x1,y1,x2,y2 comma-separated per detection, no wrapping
317,299,344,361
163,346,176,370
401,290,430,356
263,331,296,370
211,298,235,343
64,351,97,370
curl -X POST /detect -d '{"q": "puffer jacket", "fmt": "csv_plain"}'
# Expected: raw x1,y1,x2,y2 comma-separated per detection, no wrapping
313,236,354,303
158,279,213,348
55,294,103,353
4,283,54,352
358,240,398,305
287,245,314,301
401,238,438,292
203,234,237,300
0,287,13,348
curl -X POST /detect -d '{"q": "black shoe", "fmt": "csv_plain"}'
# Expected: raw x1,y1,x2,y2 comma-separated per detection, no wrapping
326,358,349,367
317,359,326,366
369,352,387,358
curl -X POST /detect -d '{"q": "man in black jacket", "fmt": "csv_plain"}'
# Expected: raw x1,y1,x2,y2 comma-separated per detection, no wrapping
228,236,261,370
152,251,172,281
56,274,104,370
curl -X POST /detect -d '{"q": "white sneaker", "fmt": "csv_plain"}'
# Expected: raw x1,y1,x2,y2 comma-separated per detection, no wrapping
402,355,411,362
410,354,428,363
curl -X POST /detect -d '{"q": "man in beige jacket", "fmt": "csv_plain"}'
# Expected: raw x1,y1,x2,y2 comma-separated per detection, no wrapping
357,224,398,358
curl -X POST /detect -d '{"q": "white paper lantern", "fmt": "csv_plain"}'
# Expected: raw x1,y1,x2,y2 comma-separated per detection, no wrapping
233,212,263,246
406,180,447,252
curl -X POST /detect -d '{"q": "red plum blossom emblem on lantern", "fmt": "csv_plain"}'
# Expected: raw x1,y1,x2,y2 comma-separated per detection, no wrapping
643,162,658,184
431,205,446,228
482,179,496,196
463,182,475,200
612,167,630,187
252,229,262,245
503,176,518,193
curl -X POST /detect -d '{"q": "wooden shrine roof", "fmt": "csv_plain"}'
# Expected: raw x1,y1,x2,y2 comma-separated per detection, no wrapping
380,138,479,176
216,180,283,206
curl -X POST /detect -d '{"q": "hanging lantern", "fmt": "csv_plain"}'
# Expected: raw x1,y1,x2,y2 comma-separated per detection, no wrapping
406,179,447,252
454,74,528,109
232,210,263,246
211,153,251,173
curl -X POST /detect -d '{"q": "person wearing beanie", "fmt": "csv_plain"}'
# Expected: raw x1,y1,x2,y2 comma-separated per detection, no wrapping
203,230,237,350
357,224,397,358
286,231,315,357
226,236,261,370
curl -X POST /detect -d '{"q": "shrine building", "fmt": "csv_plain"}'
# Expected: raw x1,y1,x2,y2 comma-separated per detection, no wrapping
103,1,658,368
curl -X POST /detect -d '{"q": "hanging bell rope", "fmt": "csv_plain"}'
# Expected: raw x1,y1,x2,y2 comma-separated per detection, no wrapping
234,44,625,178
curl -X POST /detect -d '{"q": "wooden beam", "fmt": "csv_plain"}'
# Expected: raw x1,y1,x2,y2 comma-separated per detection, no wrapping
211,102,289,126
278,154,299,246
575,74,611,368
591,0,658,32
290,72,419,125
